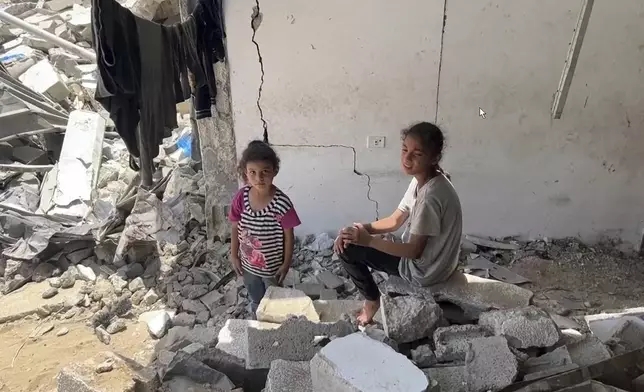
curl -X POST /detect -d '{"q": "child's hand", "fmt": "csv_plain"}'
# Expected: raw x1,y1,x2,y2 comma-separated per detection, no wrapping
276,264,290,285
231,256,243,276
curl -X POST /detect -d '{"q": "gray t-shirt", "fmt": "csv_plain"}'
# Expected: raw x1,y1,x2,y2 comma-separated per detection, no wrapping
397,175,462,286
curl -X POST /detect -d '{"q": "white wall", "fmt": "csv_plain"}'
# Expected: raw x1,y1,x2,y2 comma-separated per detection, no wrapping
225,0,644,246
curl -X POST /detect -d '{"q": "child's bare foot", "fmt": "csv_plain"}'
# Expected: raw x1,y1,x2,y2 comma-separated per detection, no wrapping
356,299,380,326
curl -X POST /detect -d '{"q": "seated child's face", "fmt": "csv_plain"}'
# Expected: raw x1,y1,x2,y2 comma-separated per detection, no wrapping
245,160,276,189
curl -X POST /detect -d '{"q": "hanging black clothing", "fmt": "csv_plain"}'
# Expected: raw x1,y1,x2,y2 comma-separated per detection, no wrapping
91,0,225,166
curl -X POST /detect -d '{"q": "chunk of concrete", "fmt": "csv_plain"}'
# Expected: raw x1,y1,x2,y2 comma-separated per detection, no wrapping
313,300,382,323
256,286,320,323
607,317,644,351
410,344,436,367
19,59,70,102
465,337,518,392
423,366,467,392
310,332,429,392
164,355,234,390
523,346,573,374
431,272,534,319
478,306,560,349
265,360,313,392
433,324,492,362
317,270,344,291
139,310,172,339
567,335,612,367
380,291,442,343
246,316,355,369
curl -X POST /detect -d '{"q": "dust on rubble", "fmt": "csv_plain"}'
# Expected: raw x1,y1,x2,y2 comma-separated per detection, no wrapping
0,317,155,392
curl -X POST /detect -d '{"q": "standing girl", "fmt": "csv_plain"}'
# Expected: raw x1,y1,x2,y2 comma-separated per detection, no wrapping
335,122,462,325
229,141,301,314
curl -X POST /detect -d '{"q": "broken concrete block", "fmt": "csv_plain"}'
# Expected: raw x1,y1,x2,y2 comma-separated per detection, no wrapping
19,59,69,102
433,324,491,362
139,310,172,339
173,313,196,328
478,306,560,349
199,289,223,313
246,316,354,369
410,344,436,367
465,337,518,392
607,317,644,352
363,325,398,351
523,346,573,374
380,291,442,343
317,270,344,291
310,332,429,392
256,286,320,323
164,355,234,390
431,272,534,319
423,366,467,392
265,360,312,392
567,334,612,367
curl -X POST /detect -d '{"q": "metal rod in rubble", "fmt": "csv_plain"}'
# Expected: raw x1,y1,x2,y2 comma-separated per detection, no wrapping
0,10,97,62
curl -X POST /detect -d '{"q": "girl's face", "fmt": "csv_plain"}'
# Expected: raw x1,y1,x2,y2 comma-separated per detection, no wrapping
245,160,276,190
401,135,436,176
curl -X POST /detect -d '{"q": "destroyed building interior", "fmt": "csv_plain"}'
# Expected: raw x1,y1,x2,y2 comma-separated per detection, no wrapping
1,0,644,391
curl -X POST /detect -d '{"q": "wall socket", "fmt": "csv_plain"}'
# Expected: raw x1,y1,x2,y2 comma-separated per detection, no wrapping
367,136,386,148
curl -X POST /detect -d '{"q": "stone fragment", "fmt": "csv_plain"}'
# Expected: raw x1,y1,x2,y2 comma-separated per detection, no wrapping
140,310,171,339
431,272,533,318
433,324,492,362
310,332,428,392
523,346,573,374
196,311,210,325
411,344,436,367
131,290,146,305
42,287,59,299
106,318,127,334
57,327,70,337
199,289,224,313
380,291,442,343
317,270,344,291
265,360,312,392
59,269,77,289
95,359,114,374
142,288,159,306
363,325,398,351
19,59,70,102
49,277,62,288
95,326,111,345
256,286,320,323
76,264,96,282
125,263,144,279
128,277,145,293
181,284,209,300
478,306,560,349
423,366,467,392
182,299,208,314
567,335,612,367
108,274,128,294
608,318,644,352
173,313,196,327
319,289,338,300
246,316,354,369
465,337,518,392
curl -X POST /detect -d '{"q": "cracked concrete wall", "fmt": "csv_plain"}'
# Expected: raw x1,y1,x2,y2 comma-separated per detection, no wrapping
224,0,644,246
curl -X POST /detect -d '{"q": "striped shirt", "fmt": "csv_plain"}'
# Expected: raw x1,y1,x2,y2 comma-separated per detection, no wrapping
228,186,301,278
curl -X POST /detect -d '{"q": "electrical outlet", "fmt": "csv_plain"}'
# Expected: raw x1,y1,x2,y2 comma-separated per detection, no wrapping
367,136,386,148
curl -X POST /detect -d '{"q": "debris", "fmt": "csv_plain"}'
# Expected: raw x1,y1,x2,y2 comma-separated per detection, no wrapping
478,306,560,349
306,233,334,252
313,300,383,323
362,325,398,351
94,359,114,374
607,317,644,352
142,288,159,305
56,327,69,336
410,344,436,367
18,58,69,102
423,366,467,392
106,318,127,334
256,286,320,324
523,346,574,374
466,255,531,284
567,334,613,367
173,313,196,328
310,332,429,392
42,286,58,299
380,289,442,343
433,324,492,362
140,310,172,339
94,326,110,345
465,337,518,392
465,235,520,250
316,270,344,291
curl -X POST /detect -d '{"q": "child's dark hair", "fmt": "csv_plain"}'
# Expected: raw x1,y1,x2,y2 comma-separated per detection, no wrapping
401,122,450,179
238,140,281,179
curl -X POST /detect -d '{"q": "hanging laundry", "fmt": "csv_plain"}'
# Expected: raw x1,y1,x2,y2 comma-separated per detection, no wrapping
90,0,225,169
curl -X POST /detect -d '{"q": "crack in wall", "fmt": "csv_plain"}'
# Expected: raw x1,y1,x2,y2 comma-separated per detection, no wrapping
434,0,448,123
251,2,268,143
274,144,380,220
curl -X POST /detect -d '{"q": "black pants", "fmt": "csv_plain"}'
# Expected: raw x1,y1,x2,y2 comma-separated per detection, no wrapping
340,245,401,301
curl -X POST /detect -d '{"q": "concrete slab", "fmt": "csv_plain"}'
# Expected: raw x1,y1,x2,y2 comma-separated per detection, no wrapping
310,332,429,392
380,291,442,343
567,335,612,367
265,360,312,392
313,300,382,323
465,337,518,392
246,316,354,370
19,59,69,102
478,306,560,349
423,366,467,392
256,286,320,323
0,281,82,324
433,324,491,362
431,272,534,319
584,307,644,343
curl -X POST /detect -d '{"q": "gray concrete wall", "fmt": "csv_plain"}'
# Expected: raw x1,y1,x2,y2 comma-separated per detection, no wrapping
224,0,644,247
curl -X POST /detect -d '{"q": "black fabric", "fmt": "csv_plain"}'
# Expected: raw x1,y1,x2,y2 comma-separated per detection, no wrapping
91,0,225,166
340,245,401,301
